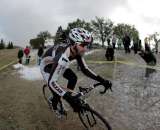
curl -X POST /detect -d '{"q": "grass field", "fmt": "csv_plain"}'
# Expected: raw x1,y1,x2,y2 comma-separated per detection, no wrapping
0,49,19,68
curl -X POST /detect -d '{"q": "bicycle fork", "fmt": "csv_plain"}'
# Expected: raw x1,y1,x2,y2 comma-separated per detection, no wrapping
81,110,97,128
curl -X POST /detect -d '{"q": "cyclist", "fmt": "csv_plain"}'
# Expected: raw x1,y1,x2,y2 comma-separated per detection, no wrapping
40,28,112,114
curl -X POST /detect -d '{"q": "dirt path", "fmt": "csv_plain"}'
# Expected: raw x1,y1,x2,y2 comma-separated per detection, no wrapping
0,49,160,130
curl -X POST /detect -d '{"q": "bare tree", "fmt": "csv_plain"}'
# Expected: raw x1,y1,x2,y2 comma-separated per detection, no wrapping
149,32,160,54
91,17,113,47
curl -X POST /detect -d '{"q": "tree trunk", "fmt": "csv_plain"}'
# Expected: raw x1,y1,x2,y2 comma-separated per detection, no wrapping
101,37,104,47
101,42,104,47
155,42,158,54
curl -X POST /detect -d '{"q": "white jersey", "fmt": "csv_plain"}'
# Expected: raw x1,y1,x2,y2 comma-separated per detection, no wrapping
40,44,98,96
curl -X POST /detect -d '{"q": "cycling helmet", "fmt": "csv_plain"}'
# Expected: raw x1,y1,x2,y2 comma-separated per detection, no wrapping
69,28,92,45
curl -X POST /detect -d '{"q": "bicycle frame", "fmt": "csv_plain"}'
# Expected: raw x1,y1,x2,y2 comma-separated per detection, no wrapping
76,82,109,99
42,83,112,130
76,83,112,130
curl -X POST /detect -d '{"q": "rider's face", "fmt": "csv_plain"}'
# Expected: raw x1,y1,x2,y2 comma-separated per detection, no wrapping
77,44,87,56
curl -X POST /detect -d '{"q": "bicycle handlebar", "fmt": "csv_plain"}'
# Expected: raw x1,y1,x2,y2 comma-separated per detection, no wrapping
94,82,112,94
78,82,112,97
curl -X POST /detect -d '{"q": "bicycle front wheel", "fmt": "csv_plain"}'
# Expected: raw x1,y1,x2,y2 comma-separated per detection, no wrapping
78,106,112,130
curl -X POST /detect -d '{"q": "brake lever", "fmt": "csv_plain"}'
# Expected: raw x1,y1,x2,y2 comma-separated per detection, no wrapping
99,84,113,94
79,87,89,93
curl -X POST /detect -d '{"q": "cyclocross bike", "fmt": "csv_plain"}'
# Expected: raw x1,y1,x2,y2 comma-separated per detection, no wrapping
43,82,112,130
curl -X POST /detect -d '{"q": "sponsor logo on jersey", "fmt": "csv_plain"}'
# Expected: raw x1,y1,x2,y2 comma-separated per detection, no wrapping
62,57,68,62
52,82,63,94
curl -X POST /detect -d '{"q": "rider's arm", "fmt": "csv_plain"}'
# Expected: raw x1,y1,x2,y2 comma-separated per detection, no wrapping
76,55,106,83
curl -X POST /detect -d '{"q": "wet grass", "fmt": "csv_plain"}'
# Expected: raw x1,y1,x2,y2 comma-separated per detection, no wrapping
85,49,131,63
85,49,106,61
83,49,123,79
0,49,18,68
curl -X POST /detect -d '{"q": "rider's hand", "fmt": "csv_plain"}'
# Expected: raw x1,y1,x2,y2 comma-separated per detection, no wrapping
63,92,81,112
102,80,112,91
97,75,112,91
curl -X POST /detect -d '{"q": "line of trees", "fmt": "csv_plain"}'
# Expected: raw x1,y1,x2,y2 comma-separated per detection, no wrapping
0,39,14,49
29,31,52,49
148,32,160,53
30,17,140,48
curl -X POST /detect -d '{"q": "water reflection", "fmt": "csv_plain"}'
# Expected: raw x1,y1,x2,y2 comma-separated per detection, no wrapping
143,67,156,89
145,67,156,78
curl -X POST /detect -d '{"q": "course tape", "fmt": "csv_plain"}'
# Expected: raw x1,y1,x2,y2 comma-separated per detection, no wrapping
1,59,160,72
86,60,160,71
0,56,38,72
0,60,17,71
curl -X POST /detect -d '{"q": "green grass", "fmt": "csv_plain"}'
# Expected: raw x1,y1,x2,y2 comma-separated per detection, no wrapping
0,49,18,68
69,49,116,80
85,49,130,63
85,49,106,61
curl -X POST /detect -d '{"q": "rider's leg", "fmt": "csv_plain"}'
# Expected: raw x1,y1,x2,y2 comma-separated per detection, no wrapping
63,68,77,90
48,83,67,116
49,87,61,110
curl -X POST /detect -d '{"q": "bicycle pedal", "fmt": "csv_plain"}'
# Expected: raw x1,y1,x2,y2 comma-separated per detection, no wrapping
55,111,63,119
55,110,67,119
59,108,67,116
48,105,53,110
47,96,54,110
47,102,53,110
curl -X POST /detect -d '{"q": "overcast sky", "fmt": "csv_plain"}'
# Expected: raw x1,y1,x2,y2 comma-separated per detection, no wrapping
0,0,160,46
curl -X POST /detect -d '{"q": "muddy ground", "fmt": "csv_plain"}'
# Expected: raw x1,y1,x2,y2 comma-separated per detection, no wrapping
0,49,160,130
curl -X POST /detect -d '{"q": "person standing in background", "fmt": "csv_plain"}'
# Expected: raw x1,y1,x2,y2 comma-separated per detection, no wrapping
123,34,131,53
144,37,151,52
37,45,44,65
138,39,142,51
133,37,139,54
117,38,122,50
17,48,24,64
112,34,117,49
139,37,156,66
105,38,114,61
24,46,30,65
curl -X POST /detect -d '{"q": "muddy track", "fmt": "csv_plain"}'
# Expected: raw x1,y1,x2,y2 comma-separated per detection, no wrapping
0,50,160,130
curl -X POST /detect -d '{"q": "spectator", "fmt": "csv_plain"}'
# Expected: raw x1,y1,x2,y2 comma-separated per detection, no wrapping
37,45,44,65
107,38,110,45
123,34,131,53
25,55,31,65
112,34,117,49
24,46,30,65
17,48,24,64
105,38,114,61
138,39,142,51
139,50,156,66
145,67,156,78
133,37,139,54
139,38,156,66
144,37,151,52
117,38,123,50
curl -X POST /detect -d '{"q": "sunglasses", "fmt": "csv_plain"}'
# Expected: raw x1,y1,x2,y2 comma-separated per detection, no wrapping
79,43,88,47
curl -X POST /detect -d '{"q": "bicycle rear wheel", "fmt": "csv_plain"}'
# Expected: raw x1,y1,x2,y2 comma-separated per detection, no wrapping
43,85,51,102
78,106,112,130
